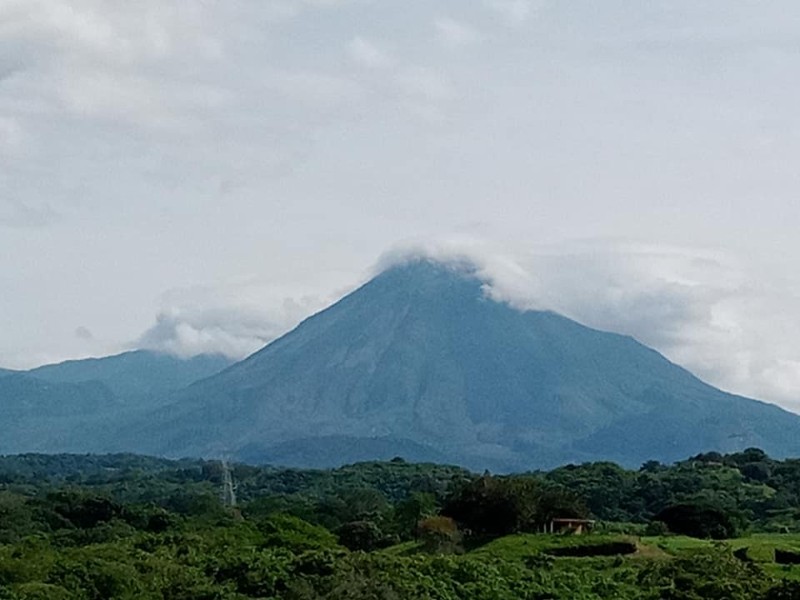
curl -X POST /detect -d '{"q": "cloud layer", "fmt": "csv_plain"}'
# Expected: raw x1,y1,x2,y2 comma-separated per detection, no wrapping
135,279,334,359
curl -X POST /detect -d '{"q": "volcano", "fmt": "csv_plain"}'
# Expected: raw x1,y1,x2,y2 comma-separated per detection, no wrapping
115,259,800,470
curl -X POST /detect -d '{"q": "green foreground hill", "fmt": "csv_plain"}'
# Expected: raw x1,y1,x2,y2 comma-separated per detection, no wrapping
3,450,800,599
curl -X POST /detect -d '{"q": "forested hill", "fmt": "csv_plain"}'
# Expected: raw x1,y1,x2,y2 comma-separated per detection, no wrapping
2,448,799,530
3,449,800,599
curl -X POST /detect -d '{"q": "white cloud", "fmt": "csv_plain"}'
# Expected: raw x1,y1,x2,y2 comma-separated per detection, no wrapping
344,34,455,121
347,36,394,68
435,17,482,48
136,279,333,359
263,69,364,108
0,117,25,155
0,0,364,136
484,0,539,25
138,309,278,359
394,66,453,101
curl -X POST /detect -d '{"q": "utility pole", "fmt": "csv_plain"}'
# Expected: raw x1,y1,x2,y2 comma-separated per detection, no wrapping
220,459,237,508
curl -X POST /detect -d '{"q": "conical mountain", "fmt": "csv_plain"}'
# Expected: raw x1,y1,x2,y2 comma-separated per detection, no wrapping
122,259,800,470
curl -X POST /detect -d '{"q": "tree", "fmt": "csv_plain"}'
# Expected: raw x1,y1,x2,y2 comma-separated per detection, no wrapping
442,476,586,539
393,492,436,539
416,516,461,553
655,502,739,539
336,520,387,551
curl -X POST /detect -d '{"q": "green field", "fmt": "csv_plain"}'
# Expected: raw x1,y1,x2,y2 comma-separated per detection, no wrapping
459,532,800,580
642,533,800,579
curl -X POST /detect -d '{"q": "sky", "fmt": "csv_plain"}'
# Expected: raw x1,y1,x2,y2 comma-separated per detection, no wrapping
2,1,800,411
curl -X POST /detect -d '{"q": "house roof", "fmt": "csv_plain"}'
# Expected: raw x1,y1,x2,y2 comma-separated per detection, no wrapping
550,518,596,524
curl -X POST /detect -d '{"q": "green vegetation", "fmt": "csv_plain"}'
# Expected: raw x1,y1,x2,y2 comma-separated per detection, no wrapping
3,449,800,598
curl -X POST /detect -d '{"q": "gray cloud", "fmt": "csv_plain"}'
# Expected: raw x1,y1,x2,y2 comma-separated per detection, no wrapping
347,37,394,69
74,326,94,340
483,0,539,25
435,17,482,48
0,199,61,228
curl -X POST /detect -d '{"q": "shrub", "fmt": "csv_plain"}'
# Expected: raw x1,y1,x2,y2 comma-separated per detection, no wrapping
655,503,739,539
416,516,462,553
336,521,388,552
765,581,800,600
442,476,586,539
545,541,636,557
775,549,800,565
644,520,669,536
259,513,339,553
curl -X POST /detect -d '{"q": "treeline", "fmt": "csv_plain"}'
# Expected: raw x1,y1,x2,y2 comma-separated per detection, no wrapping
0,481,796,599
2,450,800,598
3,447,799,533
543,448,800,534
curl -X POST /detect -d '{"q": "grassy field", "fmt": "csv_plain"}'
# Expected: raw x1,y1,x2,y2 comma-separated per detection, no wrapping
380,531,800,581
463,532,800,579
641,533,800,579
468,533,643,559
642,533,800,556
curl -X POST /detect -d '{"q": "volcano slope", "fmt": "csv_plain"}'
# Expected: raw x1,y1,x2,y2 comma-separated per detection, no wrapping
118,260,800,471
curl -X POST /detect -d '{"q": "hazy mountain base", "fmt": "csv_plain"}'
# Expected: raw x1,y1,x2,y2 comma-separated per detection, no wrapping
0,352,232,455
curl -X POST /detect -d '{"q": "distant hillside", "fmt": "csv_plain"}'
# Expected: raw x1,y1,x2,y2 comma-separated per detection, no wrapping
0,351,233,454
28,350,233,406
0,374,117,454
0,374,115,417
112,259,800,470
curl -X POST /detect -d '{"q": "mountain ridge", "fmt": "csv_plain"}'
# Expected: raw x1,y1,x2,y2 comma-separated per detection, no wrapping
0,350,233,455
28,349,233,405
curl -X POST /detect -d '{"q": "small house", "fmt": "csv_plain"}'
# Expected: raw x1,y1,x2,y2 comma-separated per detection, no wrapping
547,518,596,535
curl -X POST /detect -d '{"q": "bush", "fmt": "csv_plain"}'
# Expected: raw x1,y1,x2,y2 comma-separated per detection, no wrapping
259,513,339,553
336,521,389,552
416,516,462,553
765,581,800,600
442,476,586,539
638,549,770,600
545,541,637,557
775,549,800,565
655,503,739,539
0,583,72,600
644,520,669,536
